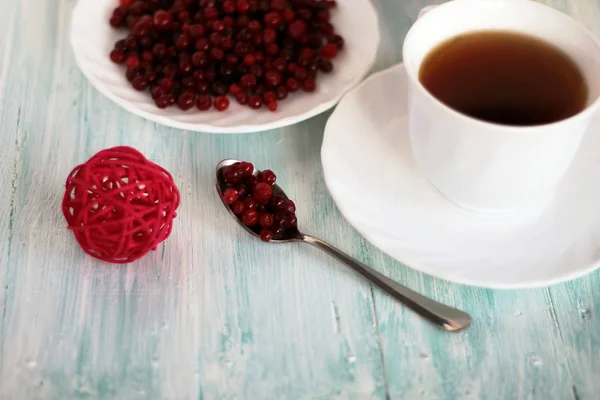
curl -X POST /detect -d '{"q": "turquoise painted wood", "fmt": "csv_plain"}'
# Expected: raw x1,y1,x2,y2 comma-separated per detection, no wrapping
0,0,599,399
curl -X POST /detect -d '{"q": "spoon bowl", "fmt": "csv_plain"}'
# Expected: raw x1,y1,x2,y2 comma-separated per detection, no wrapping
216,158,301,242
215,159,472,332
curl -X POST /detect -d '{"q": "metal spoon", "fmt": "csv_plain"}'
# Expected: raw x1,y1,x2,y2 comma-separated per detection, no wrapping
216,159,472,332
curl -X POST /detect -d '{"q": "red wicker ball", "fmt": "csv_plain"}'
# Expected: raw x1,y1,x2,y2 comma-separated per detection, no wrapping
62,146,180,264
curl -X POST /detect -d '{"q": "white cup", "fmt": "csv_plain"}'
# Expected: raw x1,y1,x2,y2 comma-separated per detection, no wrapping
403,0,600,212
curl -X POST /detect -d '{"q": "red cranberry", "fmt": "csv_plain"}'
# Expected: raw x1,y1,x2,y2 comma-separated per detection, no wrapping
146,70,157,83
177,92,196,110
271,194,286,209
204,7,219,20
151,85,166,98
263,28,277,44
163,64,178,79
288,20,307,39
141,50,154,62
248,20,262,33
250,64,264,78
211,81,228,96
210,32,222,45
282,9,295,22
319,59,333,73
179,60,192,74
155,95,171,108
125,56,140,69
223,188,239,204
259,213,274,228
232,201,245,214
253,182,273,203
125,67,140,82
265,70,282,87
192,52,209,67
243,197,258,210
189,24,206,39
248,95,262,109
287,63,298,74
271,0,286,11
273,227,286,240
195,38,210,51
245,175,259,188
264,12,283,29
272,214,287,227
260,229,274,242
192,71,205,84
178,11,191,23
297,8,312,21
131,76,148,90
223,164,243,184
110,15,124,28
329,34,345,50
318,10,330,22
283,214,298,229
196,95,213,110
222,37,235,50
240,73,257,89
276,86,288,100
241,209,259,226
240,162,254,177
303,79,316,92
175,35,191,50
243,54,255,66
110,49,126,64
132,17,152,37
286,77,300,92
153,10,174,30
223,0,236,14
229,83,242,95
285,200,296,214
236,184,249,198
321,43,338,59
264,92,277,104
214,21,226,32
267,102,278,112
214,96,230,111
114,39,127,50
295,67,308,80
197,81,210,94
236,92,248,105
226,54,239,64
261,170,277,185
237,0,251,14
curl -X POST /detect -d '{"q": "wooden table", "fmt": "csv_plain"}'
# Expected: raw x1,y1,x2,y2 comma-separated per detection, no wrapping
1,0,599,399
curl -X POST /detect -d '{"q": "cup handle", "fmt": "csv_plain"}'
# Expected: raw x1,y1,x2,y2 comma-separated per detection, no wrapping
418,5,438,19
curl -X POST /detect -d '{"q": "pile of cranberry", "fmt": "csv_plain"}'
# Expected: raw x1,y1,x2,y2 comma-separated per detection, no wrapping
220,161,297,242
109,0,343,112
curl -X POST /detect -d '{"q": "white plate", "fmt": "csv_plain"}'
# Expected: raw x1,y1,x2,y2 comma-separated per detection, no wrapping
70,0,380,134
321,63,600,289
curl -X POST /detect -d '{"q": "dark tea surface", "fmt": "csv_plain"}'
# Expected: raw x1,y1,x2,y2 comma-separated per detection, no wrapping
419,30,588,126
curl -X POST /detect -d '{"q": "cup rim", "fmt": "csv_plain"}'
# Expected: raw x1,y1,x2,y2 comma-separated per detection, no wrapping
402,0,600,132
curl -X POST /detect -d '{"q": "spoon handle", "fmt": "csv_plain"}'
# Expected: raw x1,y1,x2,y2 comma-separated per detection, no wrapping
300,235,472,332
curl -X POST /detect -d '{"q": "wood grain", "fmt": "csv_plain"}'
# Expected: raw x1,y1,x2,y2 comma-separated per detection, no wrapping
0,0,599,399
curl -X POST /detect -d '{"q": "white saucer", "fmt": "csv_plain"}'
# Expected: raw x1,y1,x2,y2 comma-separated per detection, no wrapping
70,0,379,134
321,63,600,289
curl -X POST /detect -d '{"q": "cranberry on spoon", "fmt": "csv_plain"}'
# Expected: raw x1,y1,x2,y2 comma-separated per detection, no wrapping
215,159,472,332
